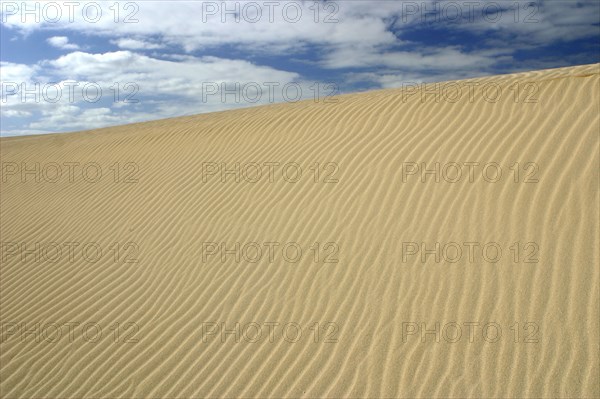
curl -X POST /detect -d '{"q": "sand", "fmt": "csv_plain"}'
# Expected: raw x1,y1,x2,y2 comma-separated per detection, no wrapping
0,64,599,398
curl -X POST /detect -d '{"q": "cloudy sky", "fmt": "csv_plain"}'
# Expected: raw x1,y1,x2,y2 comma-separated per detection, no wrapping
1,0,599,136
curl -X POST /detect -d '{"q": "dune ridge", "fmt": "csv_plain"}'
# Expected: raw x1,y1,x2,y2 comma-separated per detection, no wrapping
1,64,599,398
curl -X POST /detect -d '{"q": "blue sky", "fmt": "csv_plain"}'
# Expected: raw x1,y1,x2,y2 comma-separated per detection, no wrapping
1,0,599,136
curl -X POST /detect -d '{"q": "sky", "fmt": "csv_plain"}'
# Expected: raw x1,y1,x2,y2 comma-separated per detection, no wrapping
1,0,599,136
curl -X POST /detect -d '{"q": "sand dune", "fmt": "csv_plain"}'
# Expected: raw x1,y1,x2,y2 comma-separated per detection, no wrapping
1,64,598,398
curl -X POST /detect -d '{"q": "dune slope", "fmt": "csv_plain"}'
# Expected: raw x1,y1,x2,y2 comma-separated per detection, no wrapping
1,64,599,398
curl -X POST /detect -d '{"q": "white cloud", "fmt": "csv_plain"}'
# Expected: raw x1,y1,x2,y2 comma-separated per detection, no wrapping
46,36,79,50
1,1,397,51
0,61,40,82
45,51,300,93
111,38,165,50
2,109,32,117
3,2,596,72
1,51,310,135
454,1,600,46
3,1,597,53
0,128,54,136
322,45,503,70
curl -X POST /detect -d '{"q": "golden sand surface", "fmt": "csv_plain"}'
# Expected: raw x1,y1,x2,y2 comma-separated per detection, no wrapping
1,64,599,398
